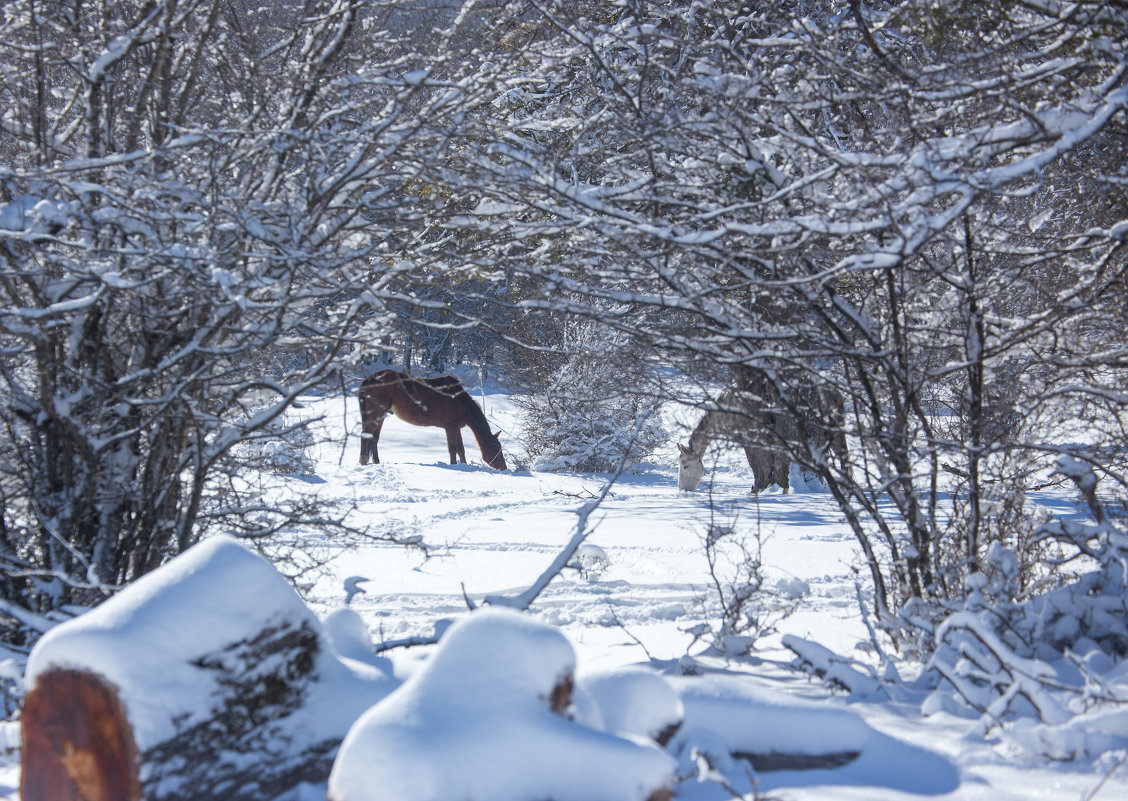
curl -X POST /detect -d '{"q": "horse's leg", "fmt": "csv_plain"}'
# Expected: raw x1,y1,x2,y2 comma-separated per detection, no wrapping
775,451,791,493
361,416,385,465
445,426,466,464
359,422,371,466
744,445,767,494
370,417,385,464
359,389,371,465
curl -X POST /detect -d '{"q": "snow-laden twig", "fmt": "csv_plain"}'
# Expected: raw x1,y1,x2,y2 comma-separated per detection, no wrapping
372,618,454,655
0,601,58,638
482,474,619,610
783,634,883,698
604,602,655,662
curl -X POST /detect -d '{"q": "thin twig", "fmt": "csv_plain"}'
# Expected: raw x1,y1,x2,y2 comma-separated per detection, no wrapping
1082,751,1128,801
552,486,610,500
605,602,655,662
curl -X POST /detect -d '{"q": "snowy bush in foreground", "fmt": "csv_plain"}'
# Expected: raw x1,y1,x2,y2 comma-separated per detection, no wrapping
923,457,1128,758
688,517,797,656
328,607,674,801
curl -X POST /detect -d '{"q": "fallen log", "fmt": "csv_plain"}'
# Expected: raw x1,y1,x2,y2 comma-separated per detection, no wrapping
21,535,393,801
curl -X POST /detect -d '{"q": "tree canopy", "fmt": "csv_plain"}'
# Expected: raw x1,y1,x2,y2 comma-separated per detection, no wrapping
2,0,1126,660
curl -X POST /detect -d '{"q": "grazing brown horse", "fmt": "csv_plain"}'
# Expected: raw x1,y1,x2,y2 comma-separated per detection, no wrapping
358,370,506,469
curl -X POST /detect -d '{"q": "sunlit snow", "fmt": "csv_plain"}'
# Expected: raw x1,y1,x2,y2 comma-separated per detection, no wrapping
4,373,1126,801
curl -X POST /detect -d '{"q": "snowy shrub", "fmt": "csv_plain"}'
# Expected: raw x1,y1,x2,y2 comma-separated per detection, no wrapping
783,635,883,698
237,413,317,476
923,458,1128,757
688,514,796,657
275,437,317,474
515,346,666,473
569,542,611,580
522,403,665,473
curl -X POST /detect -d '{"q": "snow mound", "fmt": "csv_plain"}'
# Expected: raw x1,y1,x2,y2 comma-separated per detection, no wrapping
774,576,810,599
322,608,393,672
328,607,674,801
787,463,831,493
574,668,684,744
1008,705,1128,761
670,676,959,795
572,542,611,578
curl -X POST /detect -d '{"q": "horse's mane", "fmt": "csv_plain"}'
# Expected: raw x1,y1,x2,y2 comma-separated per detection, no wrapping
453,386,491,434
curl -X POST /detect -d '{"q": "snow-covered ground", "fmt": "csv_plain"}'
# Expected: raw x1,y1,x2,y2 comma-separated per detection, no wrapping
2,372,1124,800
279,380,870,674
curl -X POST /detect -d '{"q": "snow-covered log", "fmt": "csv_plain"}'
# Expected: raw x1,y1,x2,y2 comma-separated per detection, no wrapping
670,676,866,774
328,608,675,801
668,676,958,795
574,669,684,746
782,634,882,698
20,535,394,801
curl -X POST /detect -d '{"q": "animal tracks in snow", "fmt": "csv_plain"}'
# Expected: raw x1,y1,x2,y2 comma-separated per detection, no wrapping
271,392,873,662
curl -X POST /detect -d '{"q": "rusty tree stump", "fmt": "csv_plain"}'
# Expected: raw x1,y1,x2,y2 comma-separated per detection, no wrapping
21,669,141,801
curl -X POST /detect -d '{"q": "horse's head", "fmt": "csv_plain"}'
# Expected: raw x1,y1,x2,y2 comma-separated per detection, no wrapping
483,430,507,470
677,443,704,491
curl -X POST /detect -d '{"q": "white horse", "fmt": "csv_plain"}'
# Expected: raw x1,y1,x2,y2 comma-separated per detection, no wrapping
676,442,707,491
677,378,845,493
676,398,790,493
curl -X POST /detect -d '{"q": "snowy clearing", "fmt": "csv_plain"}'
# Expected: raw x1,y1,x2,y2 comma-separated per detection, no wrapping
3,374,1124,801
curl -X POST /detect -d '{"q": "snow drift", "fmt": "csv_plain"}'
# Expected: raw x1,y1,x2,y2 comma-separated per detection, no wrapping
328,607,675,801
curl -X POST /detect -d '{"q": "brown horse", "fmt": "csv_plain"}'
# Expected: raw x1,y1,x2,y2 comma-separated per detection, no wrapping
358,370,506,469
